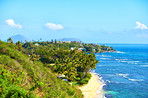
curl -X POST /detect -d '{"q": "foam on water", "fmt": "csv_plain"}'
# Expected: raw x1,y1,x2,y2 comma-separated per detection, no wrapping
128,79,144,81
110,81,126,84
120,61,127,62
140,65,148,67
120,60,139,62
117,73,129,78
107,69,119,71
114,51,126,54
92,72,106,98
106,80,111,83
96,55,112,57
118,60,140,65
100,58,110,60
94,44,148,97
115,59,130,61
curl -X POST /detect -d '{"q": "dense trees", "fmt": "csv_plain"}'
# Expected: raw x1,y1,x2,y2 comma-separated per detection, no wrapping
20,40,114,83
52,49,99,81
20,41,100,84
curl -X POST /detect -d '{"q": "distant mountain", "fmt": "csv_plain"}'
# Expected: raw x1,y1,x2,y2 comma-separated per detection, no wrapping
57,38,82,42
6,35,30,43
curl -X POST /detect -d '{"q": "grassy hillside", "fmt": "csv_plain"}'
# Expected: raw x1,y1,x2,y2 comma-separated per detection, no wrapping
0,41,83,98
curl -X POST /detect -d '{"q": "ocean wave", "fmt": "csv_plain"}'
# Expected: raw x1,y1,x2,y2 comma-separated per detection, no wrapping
128,79,144,81
114,51,126,54
110,81,126,84
106,80,111,83
97,65,117,67
116,74,144,82
91,72,106,98
107,69,119,71
92,72,101,77
115,59,129,61
93,73,106,84
104,74,117,77
140,65,148,67
120,61,127,62
91,70,95,73
96,55,111,57
128,61,140,63
119,60,140,64
116,73,129,78
100,58,110,60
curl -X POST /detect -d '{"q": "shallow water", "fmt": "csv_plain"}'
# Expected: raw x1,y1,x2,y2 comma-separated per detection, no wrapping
94,44,148,98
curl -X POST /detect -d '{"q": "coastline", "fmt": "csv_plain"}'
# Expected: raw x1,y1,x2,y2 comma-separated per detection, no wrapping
79,73,105,98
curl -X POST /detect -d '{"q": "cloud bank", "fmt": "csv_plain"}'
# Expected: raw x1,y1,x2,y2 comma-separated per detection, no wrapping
5,19,22,29
45,23,64,30
135,21,147,30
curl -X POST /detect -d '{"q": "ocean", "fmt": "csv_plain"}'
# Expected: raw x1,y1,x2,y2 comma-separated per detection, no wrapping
94,44,148,98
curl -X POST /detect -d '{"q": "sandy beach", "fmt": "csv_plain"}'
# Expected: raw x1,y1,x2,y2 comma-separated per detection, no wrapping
79,73,104,98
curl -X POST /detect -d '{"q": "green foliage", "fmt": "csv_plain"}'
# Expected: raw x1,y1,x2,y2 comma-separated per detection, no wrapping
7,38,13,43
79,73,92,85
20,40,100,83
0,40,83,98
0,65,35,98
0,39,114,97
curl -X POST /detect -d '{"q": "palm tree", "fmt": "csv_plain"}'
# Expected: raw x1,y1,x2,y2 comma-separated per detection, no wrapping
7,38,13,43
16,41,22,50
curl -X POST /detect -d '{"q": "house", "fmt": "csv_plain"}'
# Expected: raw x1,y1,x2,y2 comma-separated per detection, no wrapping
93,49,96,52
78,48,86,51
71,47,76,50
71,47,86,52
57,74,65,78
35,43,39,46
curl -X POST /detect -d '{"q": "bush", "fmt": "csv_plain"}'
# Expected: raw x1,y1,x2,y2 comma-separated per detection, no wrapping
79,80,87,85
79,73,92,85
75,77,81,81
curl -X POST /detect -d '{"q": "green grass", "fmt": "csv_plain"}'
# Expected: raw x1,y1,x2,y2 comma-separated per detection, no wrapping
0,41,83,98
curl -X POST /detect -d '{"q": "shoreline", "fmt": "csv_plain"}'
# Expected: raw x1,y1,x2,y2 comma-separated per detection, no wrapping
79,73,105,98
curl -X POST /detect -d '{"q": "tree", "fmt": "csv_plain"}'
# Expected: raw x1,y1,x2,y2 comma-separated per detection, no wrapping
16,41,22,50
7,38,13,43
55,39,57,44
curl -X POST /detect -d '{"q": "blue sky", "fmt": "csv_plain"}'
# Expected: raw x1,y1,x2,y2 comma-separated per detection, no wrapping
0,0,148,43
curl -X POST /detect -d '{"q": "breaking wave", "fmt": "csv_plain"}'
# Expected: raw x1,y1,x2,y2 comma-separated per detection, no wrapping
128,79,144,81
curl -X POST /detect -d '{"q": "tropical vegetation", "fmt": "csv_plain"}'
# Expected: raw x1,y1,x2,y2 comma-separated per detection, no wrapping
0,38,114,97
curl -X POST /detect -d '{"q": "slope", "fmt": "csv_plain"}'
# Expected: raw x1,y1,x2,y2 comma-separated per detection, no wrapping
0,40,83,98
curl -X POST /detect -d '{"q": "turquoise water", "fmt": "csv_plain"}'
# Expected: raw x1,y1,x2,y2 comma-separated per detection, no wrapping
94,44,148,98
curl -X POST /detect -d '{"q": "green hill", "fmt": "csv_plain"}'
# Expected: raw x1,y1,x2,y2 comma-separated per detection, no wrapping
0,41,83,98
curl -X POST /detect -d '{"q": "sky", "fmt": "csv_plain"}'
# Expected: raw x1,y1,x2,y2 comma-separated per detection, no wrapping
0,0,148,44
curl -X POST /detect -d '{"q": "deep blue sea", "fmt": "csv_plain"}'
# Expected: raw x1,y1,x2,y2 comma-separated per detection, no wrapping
94,44,148,98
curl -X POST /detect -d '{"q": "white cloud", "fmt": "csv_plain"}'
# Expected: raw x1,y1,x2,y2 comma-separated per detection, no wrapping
135,21,147,30
5,19,22,29
45,23,64,30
